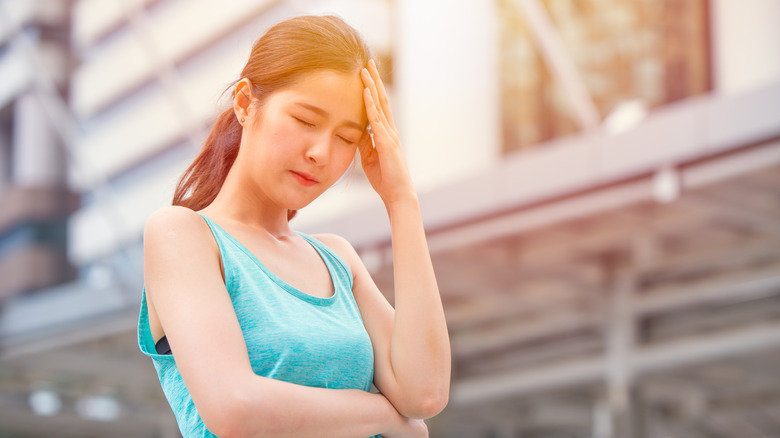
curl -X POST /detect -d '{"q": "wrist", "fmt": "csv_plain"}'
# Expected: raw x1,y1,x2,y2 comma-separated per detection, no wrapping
384,192,419,215
379,393,407,436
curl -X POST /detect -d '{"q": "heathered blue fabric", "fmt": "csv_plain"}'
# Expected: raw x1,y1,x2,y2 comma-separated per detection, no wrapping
138,214,379,437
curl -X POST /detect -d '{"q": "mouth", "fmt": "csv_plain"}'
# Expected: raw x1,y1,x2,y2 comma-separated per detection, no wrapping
290,170,319,186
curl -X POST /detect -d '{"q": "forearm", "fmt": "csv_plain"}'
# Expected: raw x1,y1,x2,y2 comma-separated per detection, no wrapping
218,372,404,438
386,196,451,416
358,56,450,418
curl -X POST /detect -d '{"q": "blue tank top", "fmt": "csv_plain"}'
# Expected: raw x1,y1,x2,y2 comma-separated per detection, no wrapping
137,214,379,437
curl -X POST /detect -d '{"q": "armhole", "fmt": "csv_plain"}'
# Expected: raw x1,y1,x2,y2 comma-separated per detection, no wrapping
197,213,233,289
138,288,170,359
300,233,354,291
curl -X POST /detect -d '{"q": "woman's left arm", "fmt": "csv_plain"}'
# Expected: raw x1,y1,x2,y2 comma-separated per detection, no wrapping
328,59,451,420
320,221,450,421
383,196,452,418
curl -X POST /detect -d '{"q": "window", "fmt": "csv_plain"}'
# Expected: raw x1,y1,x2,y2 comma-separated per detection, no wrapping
499,0,711,152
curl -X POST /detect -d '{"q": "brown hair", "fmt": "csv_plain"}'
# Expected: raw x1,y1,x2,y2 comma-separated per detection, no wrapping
172,15,372,219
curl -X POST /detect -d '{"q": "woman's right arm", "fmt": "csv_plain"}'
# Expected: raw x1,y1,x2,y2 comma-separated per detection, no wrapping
143,206,425,438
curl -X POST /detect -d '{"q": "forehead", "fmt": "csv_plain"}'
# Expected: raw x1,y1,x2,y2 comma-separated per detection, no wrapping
270,69,366,125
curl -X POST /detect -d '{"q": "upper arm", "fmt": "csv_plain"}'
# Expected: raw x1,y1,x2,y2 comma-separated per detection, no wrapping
143,206,255,429
313,234,399,400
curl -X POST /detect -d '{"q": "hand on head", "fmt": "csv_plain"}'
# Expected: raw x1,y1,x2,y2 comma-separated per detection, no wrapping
359,59,416,207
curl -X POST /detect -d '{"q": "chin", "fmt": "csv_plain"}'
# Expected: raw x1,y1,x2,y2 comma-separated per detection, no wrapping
286,198,317,212
280,188,328,212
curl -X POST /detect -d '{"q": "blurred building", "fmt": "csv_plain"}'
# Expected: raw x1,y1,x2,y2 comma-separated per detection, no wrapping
0,0,779,436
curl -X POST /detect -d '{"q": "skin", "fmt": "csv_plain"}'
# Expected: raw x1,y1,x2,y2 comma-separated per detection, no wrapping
143,60,450,438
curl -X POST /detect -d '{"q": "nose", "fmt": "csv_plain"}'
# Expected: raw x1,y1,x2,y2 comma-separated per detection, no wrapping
305,135,331,165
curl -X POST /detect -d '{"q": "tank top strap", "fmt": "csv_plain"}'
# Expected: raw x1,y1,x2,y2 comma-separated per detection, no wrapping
196,213,244,287
196,213,231,254
297,232,354,291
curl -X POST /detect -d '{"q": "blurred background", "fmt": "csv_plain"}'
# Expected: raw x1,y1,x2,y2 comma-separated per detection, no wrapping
0,0,779,436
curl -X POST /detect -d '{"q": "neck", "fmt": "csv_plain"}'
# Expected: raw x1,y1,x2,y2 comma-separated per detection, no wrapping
201,163,293,238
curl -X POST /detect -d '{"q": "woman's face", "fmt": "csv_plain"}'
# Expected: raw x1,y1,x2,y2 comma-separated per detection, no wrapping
238,69,367,211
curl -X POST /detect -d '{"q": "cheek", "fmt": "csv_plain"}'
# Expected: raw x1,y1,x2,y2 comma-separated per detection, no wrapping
336,144,358,168
263,123,302,158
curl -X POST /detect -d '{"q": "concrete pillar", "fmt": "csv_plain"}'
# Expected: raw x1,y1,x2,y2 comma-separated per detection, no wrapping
603,251,644,438
395,0,501,191
0,123,11,189
12,91,66,187
0,4,77,298
593,395,612,438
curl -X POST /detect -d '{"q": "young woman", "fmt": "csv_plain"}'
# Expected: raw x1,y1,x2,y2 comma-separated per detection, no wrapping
137,15,450,438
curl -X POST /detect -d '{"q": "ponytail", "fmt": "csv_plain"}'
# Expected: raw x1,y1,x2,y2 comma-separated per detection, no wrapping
172,108,241,211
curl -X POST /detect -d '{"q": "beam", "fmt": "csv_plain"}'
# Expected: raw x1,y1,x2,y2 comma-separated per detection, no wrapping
682,193,780,238
638,238,780,280
0,277,140,360
509,0,600,130
447,265,780,362
638,267,780,315
452,311,601,358
451,323,780,407
452,352,604,407
460,336,602,377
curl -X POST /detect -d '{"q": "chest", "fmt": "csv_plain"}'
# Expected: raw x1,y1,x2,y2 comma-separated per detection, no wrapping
229,232,335,299
225,261,374,390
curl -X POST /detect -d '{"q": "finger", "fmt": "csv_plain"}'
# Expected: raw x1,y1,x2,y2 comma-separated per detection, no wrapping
362,87,379,130
365,64,400,149
361,76,401,146
361,68,389,129
367,59,395,128
362,88,397,150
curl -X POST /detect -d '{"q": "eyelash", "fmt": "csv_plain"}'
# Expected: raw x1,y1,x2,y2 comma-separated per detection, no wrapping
295,116,355,144
294,117,315,128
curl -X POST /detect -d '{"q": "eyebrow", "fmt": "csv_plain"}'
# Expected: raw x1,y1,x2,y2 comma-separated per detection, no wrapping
294,102,364,131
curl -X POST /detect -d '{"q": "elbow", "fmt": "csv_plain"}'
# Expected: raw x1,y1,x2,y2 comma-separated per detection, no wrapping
209,422,247,438
204,409,249,438
205,415,244,438
398,388,449,420
412,397,449,420
203,387,303,438
200,390,256,438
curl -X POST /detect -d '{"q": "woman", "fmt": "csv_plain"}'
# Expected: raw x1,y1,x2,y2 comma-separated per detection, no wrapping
137,15,450,438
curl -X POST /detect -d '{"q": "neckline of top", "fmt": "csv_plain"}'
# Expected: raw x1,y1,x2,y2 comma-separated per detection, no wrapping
197,214,338,306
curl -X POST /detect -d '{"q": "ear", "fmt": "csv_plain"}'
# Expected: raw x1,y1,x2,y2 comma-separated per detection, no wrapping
233,79,254,125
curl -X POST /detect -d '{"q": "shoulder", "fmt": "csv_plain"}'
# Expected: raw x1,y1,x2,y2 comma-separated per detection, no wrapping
310,233,361,267
145,205,204,230
145,206,207,237
143,206,224,294
143,206,216,255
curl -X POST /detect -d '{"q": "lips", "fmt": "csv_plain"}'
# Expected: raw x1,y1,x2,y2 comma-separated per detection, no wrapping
291,170,319,186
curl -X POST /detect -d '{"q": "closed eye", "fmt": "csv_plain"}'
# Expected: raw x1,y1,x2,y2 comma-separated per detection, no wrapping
337,136,356,145
293,116,315,128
